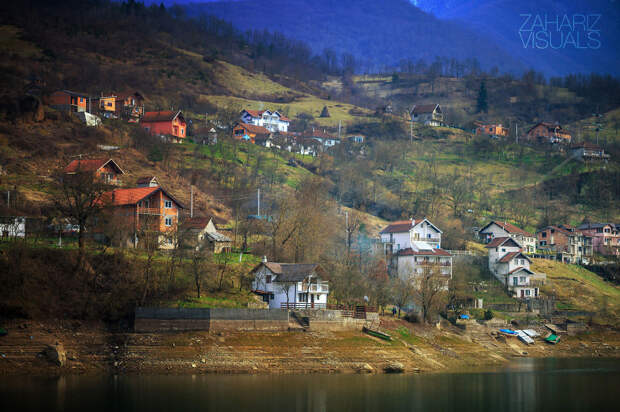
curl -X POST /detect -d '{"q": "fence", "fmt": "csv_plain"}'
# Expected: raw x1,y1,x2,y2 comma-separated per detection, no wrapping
280,302,326,310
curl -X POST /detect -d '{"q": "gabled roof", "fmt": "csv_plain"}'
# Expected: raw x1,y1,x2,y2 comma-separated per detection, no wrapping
142,110,184,123
99,186,184,208
411,104,440,114
536,225,572,236
184,215,227,230
507,267,535,275
527,122,569,134
380,218,441,234
498,251,531,263
396,248,451,257
64,158,124,175
205,231,232,243
242,109,290,122
479,221,533,237
235,123,271,135
252,262,322,282
485,237,522,249
380,220,414,234
136,176,159,186
578,222,614,230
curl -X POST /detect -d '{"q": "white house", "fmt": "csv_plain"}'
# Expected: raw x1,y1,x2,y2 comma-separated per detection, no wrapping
410,104,443,127
0,216,26,238
241,109,290,133
478,221,536,254
380,218,451,282
379,218,442,253
486,237,540,299
394,245,453,280
251,261,329,309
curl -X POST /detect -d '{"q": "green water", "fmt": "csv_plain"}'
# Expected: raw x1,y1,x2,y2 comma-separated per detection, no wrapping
1,358,618,411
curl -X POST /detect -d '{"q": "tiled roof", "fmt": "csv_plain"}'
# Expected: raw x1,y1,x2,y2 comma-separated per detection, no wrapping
380,220,413,234
481,221,533,237
507,267,534,275
243,109,290,122
236,123,271,135
498,251,531,263
396,248,451,257
99,187,184,208
142,110,182,123
64,158,124,174
184,216,227,229
411,104,439,114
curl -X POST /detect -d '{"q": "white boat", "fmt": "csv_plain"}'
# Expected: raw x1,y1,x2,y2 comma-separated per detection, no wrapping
516,330,535,344
523,329,540,338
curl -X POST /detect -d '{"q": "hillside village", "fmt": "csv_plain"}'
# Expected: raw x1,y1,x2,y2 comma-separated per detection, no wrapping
0,0,619,378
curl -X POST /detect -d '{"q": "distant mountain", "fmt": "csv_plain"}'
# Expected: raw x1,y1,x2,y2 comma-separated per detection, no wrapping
413,0,620,76
189,0,526,74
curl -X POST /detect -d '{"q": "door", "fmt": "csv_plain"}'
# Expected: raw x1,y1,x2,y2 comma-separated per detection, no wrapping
310,294,315,308
520,290,525,298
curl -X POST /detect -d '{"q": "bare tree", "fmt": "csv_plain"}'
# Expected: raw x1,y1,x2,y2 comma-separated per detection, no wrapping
391,276,416,317
411,264,449,323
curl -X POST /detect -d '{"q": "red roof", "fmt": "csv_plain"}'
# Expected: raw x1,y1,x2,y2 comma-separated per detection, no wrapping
498,251,530,263
243,109,290,122
507,267,534,275
64,158,124,174
235,123,271,135
397,248,451,257
99,187,184,208
142,110,183,123
184,216,227,230
481,221,533,237
380,220,413,234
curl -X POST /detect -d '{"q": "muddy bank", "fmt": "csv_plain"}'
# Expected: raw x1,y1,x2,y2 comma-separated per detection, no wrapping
0,318,619,376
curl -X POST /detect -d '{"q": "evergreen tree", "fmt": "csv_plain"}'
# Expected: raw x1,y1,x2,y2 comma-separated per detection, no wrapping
320,105,330,118
476,80,488,113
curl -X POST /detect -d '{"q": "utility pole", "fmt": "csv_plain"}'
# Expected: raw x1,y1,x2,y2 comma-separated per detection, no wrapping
338,120,342,140
190,185,194,218
345,210,349,254
257,188,261,217
515,123,518,144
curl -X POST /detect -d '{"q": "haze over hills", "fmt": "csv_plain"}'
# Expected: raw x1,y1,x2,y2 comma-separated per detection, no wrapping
188,0,526,74
188,0,619,76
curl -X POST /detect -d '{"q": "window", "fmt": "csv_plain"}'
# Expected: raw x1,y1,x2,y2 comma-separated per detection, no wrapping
542,232,547,238
525,290,531,296
165,217,172,226
180,128,184,135
501,248,506,252
513,277,518,286
520,276,526,283
164,200,172,209
266,275,271,284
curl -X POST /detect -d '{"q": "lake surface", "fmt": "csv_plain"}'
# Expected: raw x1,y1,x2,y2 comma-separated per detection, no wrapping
1,358,619,411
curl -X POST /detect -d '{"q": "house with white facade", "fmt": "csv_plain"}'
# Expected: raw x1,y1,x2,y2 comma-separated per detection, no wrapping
410,104,444,127
241,109,290,133
486,237,541,299
380,218,442,253
379,218,451,282
478,221,536,254
251,261,329,309
0,216,26,238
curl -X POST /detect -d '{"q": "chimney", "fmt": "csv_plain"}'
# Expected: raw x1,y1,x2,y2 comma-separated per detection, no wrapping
262,256,268,263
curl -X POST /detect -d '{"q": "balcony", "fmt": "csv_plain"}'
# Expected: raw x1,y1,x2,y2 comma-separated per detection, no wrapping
137,207,163,216
298,282,329,293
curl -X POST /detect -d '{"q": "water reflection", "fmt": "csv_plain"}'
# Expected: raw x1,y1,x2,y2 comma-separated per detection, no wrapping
1,358,618,412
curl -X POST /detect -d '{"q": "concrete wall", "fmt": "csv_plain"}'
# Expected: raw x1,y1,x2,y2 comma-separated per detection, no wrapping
293,309,378,331
134,307,289,332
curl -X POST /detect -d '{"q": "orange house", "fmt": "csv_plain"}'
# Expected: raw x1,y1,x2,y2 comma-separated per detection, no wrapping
49,90,89,113
232,123,271,144
98,186,184,249
63,158,124,185
526,122,572,144
141,110,186,143
476,123,509,137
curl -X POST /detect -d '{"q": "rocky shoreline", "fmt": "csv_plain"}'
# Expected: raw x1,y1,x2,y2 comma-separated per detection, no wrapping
1,318,619,376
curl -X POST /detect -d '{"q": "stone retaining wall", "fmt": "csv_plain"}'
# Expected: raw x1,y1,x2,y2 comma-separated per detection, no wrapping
134,308,289,332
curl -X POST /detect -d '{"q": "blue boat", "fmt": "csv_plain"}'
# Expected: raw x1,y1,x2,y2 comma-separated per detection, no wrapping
499,328,517,335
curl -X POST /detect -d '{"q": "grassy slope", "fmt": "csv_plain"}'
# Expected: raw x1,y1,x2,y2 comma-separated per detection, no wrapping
532,258,620,321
